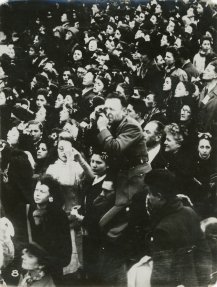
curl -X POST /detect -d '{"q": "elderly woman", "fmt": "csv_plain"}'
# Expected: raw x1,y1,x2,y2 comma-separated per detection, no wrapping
164,123,196,199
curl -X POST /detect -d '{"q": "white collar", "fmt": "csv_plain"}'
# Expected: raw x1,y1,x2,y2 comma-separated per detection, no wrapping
92,174,106,185
148,144,161,164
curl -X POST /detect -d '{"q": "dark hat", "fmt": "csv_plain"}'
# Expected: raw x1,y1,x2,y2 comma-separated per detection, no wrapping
145,169,177,198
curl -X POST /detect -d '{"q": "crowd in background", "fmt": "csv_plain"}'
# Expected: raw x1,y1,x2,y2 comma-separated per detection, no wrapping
1,0,217,286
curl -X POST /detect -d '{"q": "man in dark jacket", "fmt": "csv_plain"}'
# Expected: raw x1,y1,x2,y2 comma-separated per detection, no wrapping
95,93,151,285
97,92,151,206
146,169,212,287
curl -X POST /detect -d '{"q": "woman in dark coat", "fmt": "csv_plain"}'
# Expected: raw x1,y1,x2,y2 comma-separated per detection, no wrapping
27,174,72,283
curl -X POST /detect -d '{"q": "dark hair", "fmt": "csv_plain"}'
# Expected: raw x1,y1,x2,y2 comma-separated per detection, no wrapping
128,98,146,118
146,169,177,199
200,35,212,46
149,120,165,137
37,174,64,207
106,92,127,108
36,88,49,99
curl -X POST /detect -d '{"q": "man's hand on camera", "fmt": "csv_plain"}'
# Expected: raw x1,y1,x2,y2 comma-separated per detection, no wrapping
97,113,109,132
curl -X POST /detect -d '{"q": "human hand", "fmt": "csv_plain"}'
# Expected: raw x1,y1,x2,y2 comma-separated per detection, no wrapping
97,113,109,131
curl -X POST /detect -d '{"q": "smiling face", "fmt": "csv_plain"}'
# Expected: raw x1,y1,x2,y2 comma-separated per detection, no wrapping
164,133,180,153
90,154,107,176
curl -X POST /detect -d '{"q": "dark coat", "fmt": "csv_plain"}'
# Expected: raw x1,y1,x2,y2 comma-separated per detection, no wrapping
150,147,167,170
198,83,217,140
28,204,72,280
97,116,150,173
150,198,212,287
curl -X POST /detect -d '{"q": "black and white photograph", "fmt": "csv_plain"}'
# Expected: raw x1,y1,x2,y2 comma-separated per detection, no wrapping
0,0,217,286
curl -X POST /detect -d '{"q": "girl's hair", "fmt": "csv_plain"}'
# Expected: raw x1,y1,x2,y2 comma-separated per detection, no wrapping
37,174,64,207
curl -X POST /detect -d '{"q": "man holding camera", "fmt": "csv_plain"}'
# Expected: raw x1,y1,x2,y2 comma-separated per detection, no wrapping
94,92,151,284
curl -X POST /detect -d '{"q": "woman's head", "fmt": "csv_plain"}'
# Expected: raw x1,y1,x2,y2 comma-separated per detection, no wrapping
198,134,212,160
164,123,184,153
90,152,108,177
62,119,79,141
180,105,192,122
34,174,61,206
93,76,108,94
59,106,71,123
22,243,50,273
73,48,83,62
57,135,74,163
37,141,50,160
36,89,48,109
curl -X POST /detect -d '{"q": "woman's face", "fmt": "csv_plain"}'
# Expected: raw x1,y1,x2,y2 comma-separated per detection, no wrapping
88,40,97,52
55,94,64,109
58,140,72,162
197,4,204,14
36,94,47,108
175,82,188,97
37,143,48,159
180,105,191,122
64,95,73,107
73,49,82,62
114,29,121,40
21,250,40,271
160,35,168,47
59,108,70,123
93,78,104,93
34,181,50,206
7,127,19,146
150,15,157,25
163,77,172,91
198,138,212,159
164,133,181,153
90,154,107,176
106,25,114,35
135,29,144,40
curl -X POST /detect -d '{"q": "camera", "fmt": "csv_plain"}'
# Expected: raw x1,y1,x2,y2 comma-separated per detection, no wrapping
95,106,107,121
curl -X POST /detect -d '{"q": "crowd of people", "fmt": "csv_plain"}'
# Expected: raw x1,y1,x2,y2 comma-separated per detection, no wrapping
0,0,217,286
